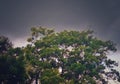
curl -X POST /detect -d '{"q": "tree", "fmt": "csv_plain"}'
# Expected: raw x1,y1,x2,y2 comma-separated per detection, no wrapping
0,36,27,84
0,36,12,54
27,27,119,84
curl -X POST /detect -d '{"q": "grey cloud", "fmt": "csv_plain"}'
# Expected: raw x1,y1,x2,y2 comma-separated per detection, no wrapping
0,0,120,49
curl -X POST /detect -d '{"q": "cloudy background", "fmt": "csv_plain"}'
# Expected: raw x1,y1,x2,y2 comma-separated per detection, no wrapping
0,0,120,70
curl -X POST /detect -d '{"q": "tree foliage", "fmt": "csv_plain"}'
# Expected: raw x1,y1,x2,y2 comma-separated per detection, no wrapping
0,36,27,84
26,27,119,84
0,27,119,84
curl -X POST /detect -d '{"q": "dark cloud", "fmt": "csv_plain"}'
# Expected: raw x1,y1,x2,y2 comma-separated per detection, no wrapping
0,0,120,49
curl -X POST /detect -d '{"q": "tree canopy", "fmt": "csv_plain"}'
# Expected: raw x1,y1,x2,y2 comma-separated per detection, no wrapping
0,27,119,84
0,36,27,84
26,27,119,84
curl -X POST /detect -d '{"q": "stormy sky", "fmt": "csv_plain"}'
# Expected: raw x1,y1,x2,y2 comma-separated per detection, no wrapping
0,0,120,50
0,0,120,75
1,0,120,81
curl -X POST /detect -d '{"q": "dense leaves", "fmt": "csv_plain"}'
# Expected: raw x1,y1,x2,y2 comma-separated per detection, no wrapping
0,27,119,84
26,27,119,84
0,36,27,84
0,36,12,54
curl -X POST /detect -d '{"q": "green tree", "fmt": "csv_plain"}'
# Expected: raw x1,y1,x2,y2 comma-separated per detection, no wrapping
27,27,119,84
0,36,12,54
0,36,27,84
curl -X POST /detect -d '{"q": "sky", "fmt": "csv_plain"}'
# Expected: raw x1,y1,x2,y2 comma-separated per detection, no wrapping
0,0,120,57
0,0,120,47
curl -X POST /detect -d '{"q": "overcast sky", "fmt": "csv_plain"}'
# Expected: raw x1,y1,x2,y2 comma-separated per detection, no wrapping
0,1,120,81
0,0,120,50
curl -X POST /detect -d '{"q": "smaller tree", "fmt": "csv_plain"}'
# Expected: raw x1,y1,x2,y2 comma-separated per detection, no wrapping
0,36,27,84
0,36,12,54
